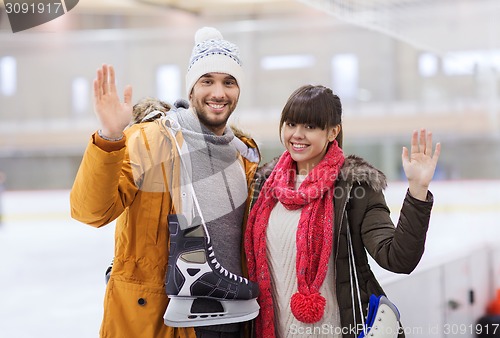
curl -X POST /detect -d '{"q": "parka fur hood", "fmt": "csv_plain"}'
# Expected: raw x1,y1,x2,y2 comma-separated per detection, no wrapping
338,155,387,192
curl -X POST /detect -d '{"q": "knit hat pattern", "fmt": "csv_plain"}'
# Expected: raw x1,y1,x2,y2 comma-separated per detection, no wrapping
185,27,243,96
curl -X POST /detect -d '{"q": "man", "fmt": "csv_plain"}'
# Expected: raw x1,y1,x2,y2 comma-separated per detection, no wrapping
70,27,260,338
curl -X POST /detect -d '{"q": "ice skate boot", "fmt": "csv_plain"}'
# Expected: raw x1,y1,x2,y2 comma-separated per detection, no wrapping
164,214,260,327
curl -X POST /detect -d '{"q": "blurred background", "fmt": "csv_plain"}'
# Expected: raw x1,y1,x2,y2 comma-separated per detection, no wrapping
2,0,500,189
1,0,500,337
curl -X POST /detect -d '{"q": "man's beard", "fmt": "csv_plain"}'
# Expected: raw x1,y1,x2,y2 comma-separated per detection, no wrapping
191,100,235,133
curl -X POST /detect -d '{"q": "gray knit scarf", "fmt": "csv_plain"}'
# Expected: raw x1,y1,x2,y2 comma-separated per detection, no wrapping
175,108,247,333
175,108,247,276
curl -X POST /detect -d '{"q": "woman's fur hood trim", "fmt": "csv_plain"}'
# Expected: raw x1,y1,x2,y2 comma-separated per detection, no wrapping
339,155,387,192
255,154,387,192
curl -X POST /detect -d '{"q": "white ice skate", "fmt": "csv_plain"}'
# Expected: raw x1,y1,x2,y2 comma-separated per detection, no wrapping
164,214,260,327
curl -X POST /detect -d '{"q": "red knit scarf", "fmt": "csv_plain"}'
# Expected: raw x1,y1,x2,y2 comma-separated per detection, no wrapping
245,141,345,338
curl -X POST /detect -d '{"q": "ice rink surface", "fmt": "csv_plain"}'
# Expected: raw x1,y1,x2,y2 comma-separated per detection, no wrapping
1,181,499,338
0,191,114,338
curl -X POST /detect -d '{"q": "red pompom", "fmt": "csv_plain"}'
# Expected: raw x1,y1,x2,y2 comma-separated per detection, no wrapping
290,292,326,323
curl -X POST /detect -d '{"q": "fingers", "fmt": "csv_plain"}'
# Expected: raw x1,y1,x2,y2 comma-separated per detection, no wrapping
425,130,433,156
421,129,441,159
93,79,99,103
94,64,120,100
433,142,441,162
109,65,117,95
409,128,440,159
410,130,419,154
419,129,426,154
94,67,103,100
94,65,108,99
123,85,133,106
425,130,441,166
401,146,409,165
102,65,108,95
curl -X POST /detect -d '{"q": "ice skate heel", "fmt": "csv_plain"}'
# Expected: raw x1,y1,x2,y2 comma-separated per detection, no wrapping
164,214,260,327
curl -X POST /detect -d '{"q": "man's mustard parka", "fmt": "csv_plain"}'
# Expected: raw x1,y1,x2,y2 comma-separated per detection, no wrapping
70,117,260,338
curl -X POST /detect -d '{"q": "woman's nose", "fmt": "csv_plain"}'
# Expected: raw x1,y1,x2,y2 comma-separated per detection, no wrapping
292,125,305,138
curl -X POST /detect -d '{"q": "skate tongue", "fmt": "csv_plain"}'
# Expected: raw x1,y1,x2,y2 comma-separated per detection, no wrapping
169,214,203,230
192,216,202,227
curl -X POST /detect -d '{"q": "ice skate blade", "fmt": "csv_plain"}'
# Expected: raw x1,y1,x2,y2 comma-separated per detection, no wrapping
164,297,260,328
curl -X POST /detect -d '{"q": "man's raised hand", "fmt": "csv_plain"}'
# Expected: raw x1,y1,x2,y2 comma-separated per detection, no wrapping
93,64,133,139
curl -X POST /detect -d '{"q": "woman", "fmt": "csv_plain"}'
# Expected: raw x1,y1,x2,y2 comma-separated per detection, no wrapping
245,85,441,338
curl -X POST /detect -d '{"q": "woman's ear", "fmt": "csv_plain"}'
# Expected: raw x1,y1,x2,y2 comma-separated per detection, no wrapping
328,125,342,142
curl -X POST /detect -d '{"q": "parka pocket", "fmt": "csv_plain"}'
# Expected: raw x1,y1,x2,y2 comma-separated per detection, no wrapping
101,278,169,338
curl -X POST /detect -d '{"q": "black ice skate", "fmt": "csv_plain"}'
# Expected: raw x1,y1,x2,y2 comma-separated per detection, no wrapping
164,214,260,327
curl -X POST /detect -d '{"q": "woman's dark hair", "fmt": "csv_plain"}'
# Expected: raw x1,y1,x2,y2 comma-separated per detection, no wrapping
279,84,343,148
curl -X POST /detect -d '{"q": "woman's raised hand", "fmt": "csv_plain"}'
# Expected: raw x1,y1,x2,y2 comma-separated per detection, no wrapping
93,64,133,139
402,129,441,201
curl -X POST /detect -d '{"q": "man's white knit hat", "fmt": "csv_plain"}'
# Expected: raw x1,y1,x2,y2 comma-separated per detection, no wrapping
185,27,243,97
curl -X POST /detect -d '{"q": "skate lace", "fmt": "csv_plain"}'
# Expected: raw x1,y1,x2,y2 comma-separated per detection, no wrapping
207,243,249,284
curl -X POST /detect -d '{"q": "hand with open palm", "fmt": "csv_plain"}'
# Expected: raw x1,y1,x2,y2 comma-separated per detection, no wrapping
93,64,133,139
402,129,441,201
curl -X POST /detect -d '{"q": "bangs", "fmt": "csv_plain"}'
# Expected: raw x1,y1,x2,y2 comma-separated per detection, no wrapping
280,85,341,130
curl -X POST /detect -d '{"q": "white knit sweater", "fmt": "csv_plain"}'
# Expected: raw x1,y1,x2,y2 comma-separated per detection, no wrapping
266,175,342,338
